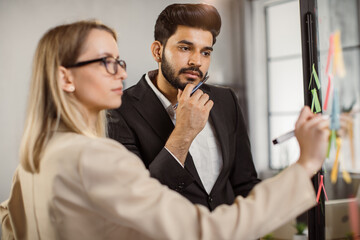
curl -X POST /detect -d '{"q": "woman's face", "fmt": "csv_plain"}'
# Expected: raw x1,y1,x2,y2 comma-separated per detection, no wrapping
70,29,127,114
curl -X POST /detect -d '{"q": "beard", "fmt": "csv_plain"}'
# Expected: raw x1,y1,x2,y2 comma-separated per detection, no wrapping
160,51,204,90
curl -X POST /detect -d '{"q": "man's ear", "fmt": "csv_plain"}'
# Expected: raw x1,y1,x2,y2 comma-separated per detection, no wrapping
58,66,75,93
151,41,163,63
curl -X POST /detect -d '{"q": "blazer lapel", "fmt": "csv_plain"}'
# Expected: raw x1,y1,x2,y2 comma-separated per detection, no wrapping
206,87,231,189
184,154,206,191
130,76,174,142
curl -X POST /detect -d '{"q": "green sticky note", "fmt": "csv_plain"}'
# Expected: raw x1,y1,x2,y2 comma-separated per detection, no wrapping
312,64,321,89
311,88,322,113
327,130,336,158
309,64,321,90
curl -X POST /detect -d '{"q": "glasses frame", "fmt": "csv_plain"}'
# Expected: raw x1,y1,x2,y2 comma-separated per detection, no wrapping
65,56,126,75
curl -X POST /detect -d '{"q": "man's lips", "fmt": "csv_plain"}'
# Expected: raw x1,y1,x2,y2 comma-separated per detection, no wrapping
182,71,200,78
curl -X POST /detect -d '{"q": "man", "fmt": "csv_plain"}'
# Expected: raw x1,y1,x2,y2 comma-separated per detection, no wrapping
108,3,260,211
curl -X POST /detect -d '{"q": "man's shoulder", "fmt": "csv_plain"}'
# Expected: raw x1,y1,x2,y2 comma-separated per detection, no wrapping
123,75,147,96
119,75,149,106
206,84,233,95
205,84,237,103
110,75,150,117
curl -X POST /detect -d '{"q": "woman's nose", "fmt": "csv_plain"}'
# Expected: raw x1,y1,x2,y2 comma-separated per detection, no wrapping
116,66,127,81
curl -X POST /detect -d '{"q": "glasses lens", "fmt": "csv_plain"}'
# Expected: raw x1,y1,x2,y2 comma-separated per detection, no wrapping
103,57,126,75
103,57,116,75
119,60,126,71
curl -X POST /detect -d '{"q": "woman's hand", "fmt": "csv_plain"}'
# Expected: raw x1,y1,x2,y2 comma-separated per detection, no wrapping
295,107,330,177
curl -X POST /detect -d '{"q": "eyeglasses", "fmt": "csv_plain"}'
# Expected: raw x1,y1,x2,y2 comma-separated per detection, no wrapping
65,56,126,75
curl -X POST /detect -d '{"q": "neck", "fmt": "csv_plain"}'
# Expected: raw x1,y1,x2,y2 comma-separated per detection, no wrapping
86,109,99,134
154,68,178,105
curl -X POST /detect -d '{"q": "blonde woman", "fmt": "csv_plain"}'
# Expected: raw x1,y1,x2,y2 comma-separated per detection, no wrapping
0,20,329,240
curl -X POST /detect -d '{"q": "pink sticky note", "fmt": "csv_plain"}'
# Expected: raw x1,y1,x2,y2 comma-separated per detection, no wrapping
323,74,332,111
316,175,328,203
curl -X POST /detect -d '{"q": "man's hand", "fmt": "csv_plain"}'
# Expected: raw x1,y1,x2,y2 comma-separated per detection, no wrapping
165,84,213,165
175,84,213,139
295,107,330,177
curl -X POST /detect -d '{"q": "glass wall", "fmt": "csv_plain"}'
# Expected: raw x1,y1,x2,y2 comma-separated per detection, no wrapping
315,0,360,238
261,0,360,238
265,0,303,169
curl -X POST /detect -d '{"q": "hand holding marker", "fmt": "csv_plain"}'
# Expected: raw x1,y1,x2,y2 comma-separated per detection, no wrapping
173,73,209,110
273,115,330,145
272,107,360,145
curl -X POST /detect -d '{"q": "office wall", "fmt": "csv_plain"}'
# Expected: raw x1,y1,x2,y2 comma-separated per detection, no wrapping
0,0,244,201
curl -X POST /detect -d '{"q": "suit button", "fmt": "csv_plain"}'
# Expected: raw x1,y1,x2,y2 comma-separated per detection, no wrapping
208,196,213,202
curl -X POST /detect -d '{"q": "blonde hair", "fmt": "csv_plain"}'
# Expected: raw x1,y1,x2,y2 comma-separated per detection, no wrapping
20,20,117,173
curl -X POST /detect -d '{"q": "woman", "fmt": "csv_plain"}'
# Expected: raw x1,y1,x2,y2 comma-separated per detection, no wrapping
0,20,329,240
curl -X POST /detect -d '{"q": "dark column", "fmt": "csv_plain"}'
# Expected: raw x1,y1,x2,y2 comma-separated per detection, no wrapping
299,0,325,239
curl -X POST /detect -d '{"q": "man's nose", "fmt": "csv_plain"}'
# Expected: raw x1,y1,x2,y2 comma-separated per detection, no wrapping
188,52,202,67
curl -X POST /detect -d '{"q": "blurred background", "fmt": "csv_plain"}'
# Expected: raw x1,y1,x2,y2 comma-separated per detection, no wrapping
0,0,359,238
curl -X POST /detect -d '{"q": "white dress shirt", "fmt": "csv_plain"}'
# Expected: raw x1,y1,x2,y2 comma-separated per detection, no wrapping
145,73,223,193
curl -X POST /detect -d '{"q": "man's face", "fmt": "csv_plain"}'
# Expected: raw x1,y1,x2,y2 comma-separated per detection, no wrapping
160,25,213,90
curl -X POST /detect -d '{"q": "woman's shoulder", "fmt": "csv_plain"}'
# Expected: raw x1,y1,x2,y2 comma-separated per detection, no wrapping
42,131,142,175
47,131,127,156
51,133,146,183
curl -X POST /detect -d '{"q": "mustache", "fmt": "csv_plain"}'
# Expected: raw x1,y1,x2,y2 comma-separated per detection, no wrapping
178,67,204,79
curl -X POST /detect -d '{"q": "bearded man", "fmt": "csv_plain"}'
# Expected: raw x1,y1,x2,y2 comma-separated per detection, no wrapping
108,3,260,211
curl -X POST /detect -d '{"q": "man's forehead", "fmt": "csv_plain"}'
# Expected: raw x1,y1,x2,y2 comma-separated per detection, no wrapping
168,25,213,46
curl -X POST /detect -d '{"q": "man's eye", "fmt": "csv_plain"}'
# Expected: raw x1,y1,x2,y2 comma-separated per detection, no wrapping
179,46,190,51
202,51,211,57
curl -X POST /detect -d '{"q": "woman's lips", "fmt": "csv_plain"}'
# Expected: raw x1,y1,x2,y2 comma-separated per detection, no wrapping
112,87,123,95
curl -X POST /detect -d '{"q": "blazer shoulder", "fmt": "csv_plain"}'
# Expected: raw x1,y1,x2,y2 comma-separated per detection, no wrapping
45,132,125,159
207,84,233,92
123,75,148,98
206,84,238,106
116,75,149,110
206,84,236,99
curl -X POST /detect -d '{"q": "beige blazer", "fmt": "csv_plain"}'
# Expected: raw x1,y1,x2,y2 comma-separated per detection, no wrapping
0,131,316,240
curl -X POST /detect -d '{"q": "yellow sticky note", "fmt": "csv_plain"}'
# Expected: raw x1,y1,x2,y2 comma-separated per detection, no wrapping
342,170,352,184
331,137,342,183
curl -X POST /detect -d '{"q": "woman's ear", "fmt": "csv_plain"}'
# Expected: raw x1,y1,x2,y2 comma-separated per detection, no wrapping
59,66,75,93
151,41,163,63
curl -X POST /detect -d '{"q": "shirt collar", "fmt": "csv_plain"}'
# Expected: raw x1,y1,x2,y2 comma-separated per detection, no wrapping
145,70,176,120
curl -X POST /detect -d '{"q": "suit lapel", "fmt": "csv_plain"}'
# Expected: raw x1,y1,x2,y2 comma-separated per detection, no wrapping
207,87,231,189
130,76,174,142
184,154,206,191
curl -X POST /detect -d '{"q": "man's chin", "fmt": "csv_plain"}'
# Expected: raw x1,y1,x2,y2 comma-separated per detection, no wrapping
181,77,198,85
185,77,197,82
180,80,197,90
177,84,187,91
168,77,198,90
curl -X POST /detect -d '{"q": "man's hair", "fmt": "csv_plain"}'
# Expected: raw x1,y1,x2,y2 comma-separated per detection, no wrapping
154,3,221,45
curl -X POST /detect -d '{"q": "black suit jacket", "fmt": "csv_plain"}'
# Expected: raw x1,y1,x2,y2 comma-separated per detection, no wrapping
108,74,260,210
